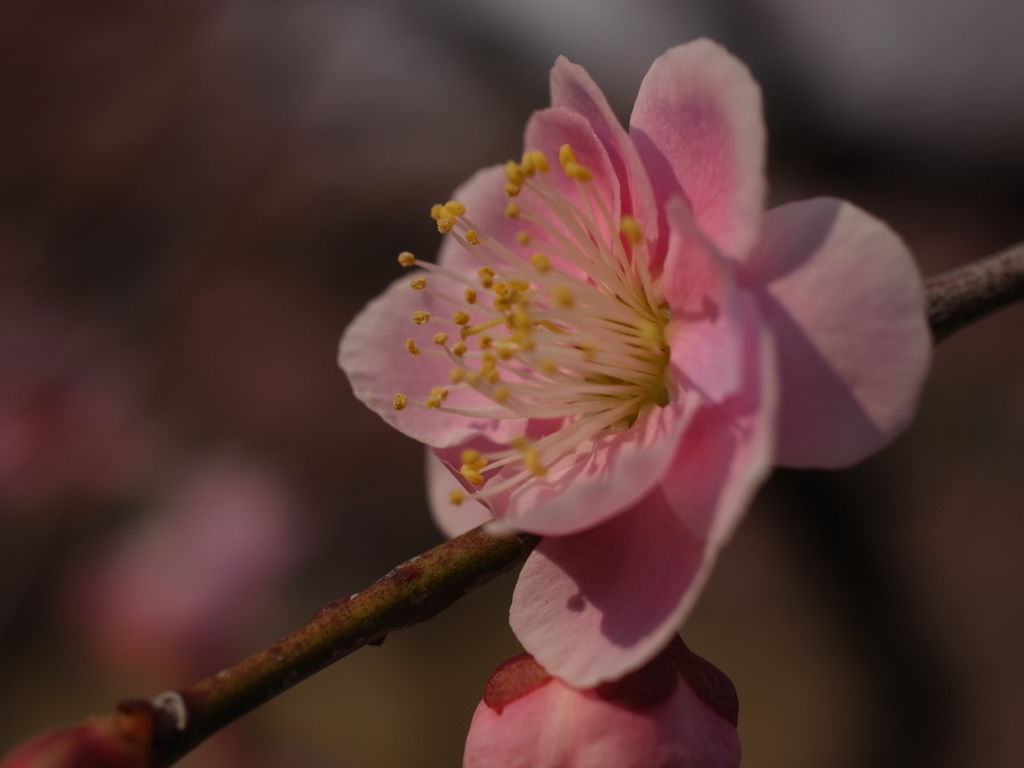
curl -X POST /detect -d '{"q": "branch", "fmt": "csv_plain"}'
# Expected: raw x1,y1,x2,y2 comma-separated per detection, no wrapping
5,243,1024,768
925,241,1024,341
146,526,541,766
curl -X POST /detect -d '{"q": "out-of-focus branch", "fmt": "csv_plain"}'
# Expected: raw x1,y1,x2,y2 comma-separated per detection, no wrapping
925,241,1024,341
3,243,1023,768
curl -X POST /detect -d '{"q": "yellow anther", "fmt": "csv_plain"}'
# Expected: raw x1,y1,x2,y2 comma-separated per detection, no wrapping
466,229,480,245
453,310,471,325
504,203,520,219
510,436,528,449
513,331,535,352
504,160,526,186
509,280,531,292
558,144,577,168
483,368,500,384
524,150,549,173
449,489,464,506
493,296,511,312
553,286,574,308
493,386,510,402
410,276,427,290
516,230,532,246
620,214,643,245
445,200,466,216
465,369,481,385
540,358,558,373
449,367,465,384
430,385,449,403
510,311,532,330
482,352,497,366
412,311,430,325
479,336,493,349
452,341,467,357
519,154,535,177
461,467,486,485
461,448,486,468
392,393,409,410
464,288,477,304
430,204,445,220
479,267,495,281
494,342,517,360
426,392,443,408
493,281,509,297
433,332,449,345
398,251,416,267
564,162,593,182
531,252,551,272
437,217,455,234
523,448,546,476
406,338,421,356
505,182,522,197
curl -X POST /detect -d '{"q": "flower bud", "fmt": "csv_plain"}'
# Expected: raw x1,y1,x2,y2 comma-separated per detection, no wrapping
464,637,740,768
0,709,152,768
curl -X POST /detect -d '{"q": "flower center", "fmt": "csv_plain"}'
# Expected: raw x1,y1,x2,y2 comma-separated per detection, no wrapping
394,146,670,506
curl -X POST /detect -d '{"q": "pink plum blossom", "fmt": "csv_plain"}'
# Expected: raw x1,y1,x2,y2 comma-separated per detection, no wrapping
65,455,304,675
0,710,152,768
339,39,931,687
463,637,740,768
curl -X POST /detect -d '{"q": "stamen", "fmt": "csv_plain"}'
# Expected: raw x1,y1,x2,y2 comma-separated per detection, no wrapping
398,251,416,267
396,140,670,502
406,338,421,356
393,393,408,410
450,489,464,505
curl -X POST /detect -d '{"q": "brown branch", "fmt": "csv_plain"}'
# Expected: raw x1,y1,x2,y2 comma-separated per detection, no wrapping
5,243,1024,768
925,241,1024,341
146,526,540,766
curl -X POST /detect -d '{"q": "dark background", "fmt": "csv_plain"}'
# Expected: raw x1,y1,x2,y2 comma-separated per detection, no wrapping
1,1,1022,766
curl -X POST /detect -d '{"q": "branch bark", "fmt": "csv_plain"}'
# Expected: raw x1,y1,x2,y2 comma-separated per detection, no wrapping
925,242,1024,341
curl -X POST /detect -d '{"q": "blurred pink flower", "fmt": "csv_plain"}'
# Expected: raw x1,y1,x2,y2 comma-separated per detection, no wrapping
464,638,740,768
66,455,304,674
0,710,151,768
340,39,931,686
0,302,161,515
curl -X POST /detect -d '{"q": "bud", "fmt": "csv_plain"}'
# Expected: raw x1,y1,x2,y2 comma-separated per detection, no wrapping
0,709,152,768
464,637,740,768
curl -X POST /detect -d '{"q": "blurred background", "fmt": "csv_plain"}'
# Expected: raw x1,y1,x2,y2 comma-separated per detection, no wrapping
0,0,1022,766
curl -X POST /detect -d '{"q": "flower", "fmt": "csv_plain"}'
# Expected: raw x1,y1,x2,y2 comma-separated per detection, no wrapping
339,39,931,687
463,637,740,768
0,710,151,768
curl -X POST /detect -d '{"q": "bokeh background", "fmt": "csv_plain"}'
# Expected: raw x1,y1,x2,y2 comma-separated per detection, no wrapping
1,1,1023,766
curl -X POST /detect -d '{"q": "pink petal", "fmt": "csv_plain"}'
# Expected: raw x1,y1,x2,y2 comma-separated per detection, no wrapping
630,39,766,263
549,56,660,259
523,106,621,268
425,448,491,538
437,165,534,277
464,665,741,768
494,385,700,536
662,197,744,403
338,271,525,448
742,197,931,468
510,299,775,687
